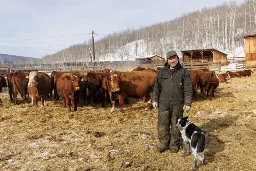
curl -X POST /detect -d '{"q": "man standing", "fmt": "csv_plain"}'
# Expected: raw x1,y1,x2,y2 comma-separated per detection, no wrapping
152,51,193,153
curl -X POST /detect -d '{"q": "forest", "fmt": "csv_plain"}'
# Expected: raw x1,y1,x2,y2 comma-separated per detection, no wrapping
41,0,256,64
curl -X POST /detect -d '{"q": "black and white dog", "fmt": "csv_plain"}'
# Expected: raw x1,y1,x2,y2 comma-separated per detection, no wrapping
176,116,206,170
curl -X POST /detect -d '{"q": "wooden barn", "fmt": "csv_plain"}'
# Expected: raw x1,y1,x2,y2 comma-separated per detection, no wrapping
135,55,165,62
244,34,256,68
181,49,228,65
150,55,165,61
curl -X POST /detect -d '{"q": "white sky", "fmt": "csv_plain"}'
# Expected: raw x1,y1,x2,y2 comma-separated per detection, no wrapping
0,0,245,58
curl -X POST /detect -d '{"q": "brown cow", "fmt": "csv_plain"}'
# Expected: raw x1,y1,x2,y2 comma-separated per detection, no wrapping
131,66,156,72
226,71,241,78
51,71,67,100
76,71,88,106
235,69,252,77
0,75,7,105
56,73,80,112
28,71,52,106
217,73,228,83
104,70,156,113
8,71,30,104
203,75,219,98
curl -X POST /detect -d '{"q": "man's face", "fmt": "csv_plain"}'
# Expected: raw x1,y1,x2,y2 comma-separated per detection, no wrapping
168,56,178,67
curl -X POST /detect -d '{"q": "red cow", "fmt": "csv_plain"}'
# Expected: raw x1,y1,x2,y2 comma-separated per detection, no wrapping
104,71,156,113
56,73,80,112
226,71,241,78
28,71,52,106
203,75,219,98
8,71,30,104
0,75,7,105
217,73,228,83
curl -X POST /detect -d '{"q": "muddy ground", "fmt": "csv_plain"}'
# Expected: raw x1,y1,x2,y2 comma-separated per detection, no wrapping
0,72,256,171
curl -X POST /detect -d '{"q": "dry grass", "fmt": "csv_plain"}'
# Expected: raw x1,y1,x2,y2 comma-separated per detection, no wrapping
1,72,256,171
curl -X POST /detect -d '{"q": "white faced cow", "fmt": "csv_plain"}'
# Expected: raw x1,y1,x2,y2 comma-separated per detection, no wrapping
28,71,52,107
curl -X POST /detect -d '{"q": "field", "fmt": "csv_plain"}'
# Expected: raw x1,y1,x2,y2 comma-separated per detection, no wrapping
0,72,256,171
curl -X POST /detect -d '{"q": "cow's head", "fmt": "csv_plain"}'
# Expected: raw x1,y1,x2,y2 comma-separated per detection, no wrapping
70,73,80,91
107,71,120,92
28,71,39,87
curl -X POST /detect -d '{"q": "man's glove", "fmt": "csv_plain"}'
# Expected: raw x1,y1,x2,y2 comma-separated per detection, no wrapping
183,105,191,112
152,101,158,109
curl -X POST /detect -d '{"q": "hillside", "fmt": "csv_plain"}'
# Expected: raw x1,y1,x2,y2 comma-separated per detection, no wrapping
0,53,41,65
42,1,256,64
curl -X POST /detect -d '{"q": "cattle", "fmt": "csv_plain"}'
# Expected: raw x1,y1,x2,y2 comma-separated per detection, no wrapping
235,69,252,77
0,75,7,105
75,71,88,106
27,71,52,106
226,71,241,78
51,71,67,100
104,70,156,113
187,69,201,97
201,71,219,98
131,66,156,72
8,71,29,104
56,73,80,112
203,75,219,98
0,75,7,92
87,71,103,107
217,73,228,83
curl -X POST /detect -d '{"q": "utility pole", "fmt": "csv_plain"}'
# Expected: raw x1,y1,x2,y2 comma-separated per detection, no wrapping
91,30,96,61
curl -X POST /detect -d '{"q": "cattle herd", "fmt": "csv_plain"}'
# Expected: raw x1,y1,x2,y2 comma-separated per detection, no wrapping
0,67,254,112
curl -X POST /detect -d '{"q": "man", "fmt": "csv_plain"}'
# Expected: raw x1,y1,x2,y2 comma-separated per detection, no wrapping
152,50,193,153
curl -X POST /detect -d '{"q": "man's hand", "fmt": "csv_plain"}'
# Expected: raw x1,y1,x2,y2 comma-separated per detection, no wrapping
152,102,158,109
183,105,191,112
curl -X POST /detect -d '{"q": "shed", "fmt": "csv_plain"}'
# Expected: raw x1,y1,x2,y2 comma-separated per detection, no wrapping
135,55,165,62
151,55,165,61
181,49,227,64
244,34,256,68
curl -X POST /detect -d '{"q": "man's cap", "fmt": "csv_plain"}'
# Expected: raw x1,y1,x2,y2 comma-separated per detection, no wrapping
166,51,178,59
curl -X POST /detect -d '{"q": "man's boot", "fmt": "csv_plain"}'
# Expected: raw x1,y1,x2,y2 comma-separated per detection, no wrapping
157,145,169,153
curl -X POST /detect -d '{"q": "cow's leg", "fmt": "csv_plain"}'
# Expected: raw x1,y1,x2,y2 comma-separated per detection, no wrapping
73,94,78,111
110,100,115,113
66,98,71,112
13,91,18,104
118,95,125,113
41,97,45,107
109,92,116,113
63,96,67,108
31,97,34,105
8,89,13,101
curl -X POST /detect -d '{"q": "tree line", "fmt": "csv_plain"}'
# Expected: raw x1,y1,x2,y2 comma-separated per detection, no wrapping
42,0,256,64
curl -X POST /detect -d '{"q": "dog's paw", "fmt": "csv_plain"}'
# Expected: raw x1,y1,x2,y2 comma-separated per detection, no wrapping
192,166,198,170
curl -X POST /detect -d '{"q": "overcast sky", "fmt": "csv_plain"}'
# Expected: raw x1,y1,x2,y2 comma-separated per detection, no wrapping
0,0,245,58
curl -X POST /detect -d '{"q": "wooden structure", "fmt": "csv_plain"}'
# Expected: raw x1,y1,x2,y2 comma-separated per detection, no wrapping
244,34,256,68
135,55,165,62
181,49,227,65
151,55,165,61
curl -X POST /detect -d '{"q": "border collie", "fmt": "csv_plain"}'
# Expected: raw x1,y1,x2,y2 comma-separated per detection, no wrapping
176,116,206,170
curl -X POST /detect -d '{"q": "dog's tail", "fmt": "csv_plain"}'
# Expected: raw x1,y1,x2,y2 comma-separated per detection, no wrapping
196,133,205,153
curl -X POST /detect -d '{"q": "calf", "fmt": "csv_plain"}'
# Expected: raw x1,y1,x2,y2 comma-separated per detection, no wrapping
56,73,80,112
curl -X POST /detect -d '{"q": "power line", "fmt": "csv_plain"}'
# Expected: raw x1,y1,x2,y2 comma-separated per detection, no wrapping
0,32,112,43
0,33,92,43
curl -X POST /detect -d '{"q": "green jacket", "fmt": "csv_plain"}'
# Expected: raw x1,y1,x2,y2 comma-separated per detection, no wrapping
153,62,193,112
